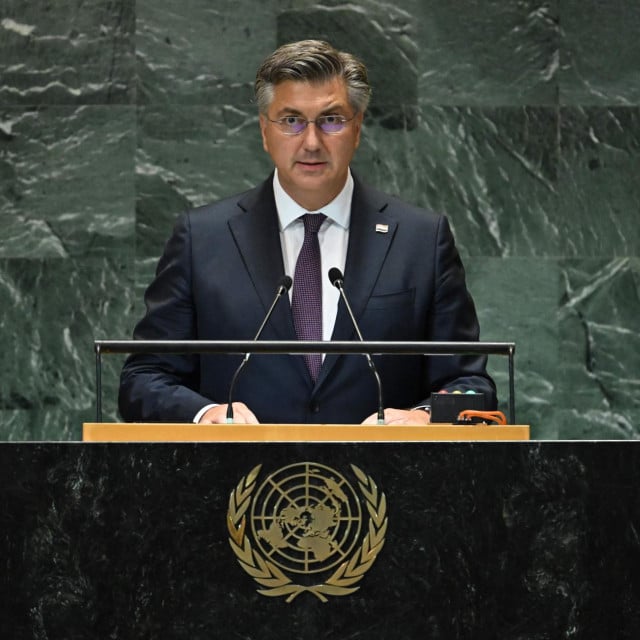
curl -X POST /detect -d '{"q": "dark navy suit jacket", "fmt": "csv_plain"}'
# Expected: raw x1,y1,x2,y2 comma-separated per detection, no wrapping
118,174,496,423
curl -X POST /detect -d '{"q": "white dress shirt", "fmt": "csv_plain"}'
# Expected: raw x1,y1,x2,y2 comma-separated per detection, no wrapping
273,168,352,340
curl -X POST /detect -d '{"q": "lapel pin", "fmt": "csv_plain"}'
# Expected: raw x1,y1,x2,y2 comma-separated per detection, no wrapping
375,224,389,233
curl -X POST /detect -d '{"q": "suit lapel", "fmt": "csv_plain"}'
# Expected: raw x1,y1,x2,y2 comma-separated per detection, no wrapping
316,178,398,388
228,178,297,342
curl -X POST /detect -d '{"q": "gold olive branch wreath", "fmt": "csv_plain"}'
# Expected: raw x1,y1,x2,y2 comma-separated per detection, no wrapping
227,463,388,603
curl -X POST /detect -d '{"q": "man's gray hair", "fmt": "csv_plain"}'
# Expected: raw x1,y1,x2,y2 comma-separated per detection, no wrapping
254,40,371,114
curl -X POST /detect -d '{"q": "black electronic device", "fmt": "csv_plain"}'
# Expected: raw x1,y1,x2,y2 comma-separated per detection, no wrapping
430,392,486,423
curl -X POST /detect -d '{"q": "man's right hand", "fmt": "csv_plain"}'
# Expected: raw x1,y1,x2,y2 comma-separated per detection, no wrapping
198,403,259,424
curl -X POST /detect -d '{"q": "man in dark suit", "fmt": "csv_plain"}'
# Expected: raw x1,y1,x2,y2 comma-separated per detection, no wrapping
119,39,496,425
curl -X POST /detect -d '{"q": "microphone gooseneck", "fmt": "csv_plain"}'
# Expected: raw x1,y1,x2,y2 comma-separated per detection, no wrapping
328,268,385,425
226,275,292,423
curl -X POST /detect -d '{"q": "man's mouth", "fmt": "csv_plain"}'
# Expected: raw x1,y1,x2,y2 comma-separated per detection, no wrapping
297,160,327,169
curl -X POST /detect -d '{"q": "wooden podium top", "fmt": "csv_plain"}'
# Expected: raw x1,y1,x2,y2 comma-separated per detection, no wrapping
82,422,530,442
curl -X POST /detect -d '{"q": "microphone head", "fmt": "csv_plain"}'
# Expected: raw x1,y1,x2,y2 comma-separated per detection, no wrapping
328,267,344,288
279,275,293,292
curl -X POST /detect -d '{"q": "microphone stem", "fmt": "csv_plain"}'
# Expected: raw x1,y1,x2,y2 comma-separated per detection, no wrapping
226,281,290,423
336,282,385,425
252,284,287,341
225,353,250,423
367,359,385,425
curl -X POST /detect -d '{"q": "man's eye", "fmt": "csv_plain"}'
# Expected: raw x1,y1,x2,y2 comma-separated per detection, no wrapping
321,115,341,124
283,116,303,125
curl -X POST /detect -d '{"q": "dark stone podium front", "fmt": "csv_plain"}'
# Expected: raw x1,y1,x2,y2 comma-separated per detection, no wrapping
1,441,639,639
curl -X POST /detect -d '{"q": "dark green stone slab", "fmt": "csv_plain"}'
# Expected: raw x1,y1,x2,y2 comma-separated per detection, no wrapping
0,0,135,104
557,107,640,257
466,257,561,439
0,105,135,258
415,0,559,106
0,258,134,439
557,258,640,439
135,0,276,105
560,0,640,105
354,106,560,257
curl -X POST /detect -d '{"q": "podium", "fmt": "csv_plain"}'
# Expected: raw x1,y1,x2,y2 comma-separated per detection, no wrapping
2,431,639,637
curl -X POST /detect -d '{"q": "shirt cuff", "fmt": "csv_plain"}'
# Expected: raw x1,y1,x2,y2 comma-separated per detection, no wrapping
193,403,218,423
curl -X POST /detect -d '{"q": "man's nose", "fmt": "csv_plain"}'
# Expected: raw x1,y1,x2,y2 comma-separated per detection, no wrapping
301,121,322,148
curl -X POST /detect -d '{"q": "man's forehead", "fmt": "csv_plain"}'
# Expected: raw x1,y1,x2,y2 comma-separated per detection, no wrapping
270,78,350,109
272,77,347,94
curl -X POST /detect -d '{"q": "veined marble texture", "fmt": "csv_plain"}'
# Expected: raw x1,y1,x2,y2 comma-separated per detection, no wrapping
0,105,135,258
0,257,133,438
0,0,134,104
0,0,639,439
560,0,640,105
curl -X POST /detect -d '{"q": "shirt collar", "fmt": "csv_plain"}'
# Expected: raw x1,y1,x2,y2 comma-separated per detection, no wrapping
273,169,353,231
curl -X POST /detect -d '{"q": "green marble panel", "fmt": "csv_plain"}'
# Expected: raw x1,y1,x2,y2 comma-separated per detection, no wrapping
557,258,640,439
557,107,640,257
560,0,640,105
465,257,560,438
0,408,97,441
0,0,134,104
136,0,278,104
0,258,134,440
414,0,559,106
0,105,136,258
354,106,560,257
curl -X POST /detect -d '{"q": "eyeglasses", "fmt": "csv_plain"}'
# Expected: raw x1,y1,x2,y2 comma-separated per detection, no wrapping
267,114,355,135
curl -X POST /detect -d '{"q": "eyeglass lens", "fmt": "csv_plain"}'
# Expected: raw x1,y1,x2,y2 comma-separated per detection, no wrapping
283,116,345,134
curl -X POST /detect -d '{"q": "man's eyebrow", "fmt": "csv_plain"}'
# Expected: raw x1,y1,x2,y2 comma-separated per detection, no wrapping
274,103,348,118
274,107,304,117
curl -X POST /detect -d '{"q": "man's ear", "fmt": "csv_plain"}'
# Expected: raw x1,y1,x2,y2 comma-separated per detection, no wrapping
353,111,364,149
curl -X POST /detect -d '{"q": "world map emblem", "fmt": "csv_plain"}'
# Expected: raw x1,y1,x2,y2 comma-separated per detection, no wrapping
227,462,388,602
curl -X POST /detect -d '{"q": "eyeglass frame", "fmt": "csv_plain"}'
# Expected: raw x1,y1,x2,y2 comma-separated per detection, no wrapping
265,113,357,135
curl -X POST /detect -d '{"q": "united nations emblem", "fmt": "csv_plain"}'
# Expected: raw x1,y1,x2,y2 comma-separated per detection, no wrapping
227,462,388,602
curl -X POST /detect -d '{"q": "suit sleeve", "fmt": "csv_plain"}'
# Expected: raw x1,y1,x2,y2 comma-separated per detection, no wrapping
423,215,497,408
118,213,214,422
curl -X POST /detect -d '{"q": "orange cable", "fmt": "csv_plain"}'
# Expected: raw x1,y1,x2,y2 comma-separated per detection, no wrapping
457,409,507,425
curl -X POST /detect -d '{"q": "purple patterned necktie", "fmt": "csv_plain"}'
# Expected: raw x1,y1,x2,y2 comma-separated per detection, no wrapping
292,213,326,382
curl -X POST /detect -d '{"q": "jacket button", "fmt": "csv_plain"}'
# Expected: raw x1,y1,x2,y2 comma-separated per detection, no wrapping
310,401,320,413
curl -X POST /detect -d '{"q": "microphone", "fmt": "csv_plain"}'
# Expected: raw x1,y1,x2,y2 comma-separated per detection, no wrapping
328,267,385,425
226,275,292,423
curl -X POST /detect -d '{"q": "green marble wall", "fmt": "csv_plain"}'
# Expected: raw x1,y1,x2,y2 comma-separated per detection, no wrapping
0,0,638,440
